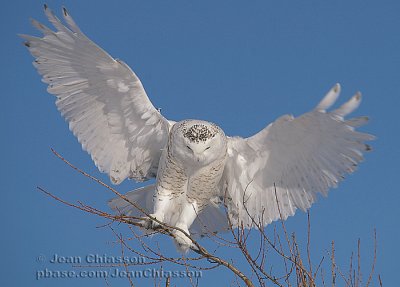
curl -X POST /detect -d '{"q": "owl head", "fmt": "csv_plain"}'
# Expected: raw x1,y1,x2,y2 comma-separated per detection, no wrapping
170,120,227,167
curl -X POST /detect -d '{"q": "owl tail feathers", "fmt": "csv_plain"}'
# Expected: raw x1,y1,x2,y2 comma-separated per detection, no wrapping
190,201,230,238
108,184,155,219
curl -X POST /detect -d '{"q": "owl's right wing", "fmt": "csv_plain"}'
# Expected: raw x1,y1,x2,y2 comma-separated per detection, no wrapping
21,6,172,184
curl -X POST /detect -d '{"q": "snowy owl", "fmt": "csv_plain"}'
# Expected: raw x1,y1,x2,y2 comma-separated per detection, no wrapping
22,6,373,252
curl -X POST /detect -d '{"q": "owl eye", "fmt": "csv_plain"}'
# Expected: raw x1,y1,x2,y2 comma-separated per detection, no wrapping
186,145,192,151
205,146,211,151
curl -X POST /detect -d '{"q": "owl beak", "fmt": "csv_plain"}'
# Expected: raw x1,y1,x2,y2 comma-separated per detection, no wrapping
193,153,202,162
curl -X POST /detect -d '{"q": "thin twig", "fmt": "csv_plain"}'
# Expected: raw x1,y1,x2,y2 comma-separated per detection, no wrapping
366,229,377,287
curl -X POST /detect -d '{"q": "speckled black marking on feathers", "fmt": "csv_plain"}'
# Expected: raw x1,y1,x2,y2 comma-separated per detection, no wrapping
182,123,218,143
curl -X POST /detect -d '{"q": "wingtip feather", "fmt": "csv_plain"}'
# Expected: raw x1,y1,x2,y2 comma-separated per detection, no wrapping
61,6,82,34
345,116,369,127
333,83,341,93
62,7,68,16
315,83,341,111
334,92,362,117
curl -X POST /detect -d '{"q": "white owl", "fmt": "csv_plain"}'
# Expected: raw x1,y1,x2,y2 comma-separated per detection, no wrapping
22,7,373,252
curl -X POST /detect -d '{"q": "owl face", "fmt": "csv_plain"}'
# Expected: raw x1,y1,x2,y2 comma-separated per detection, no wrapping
170,120,227,167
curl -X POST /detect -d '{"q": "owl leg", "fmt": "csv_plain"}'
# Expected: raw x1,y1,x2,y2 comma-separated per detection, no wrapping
142,188,172,230
172,201,198,253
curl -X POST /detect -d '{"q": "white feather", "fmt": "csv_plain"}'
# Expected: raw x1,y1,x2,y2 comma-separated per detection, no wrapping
315,83,341,111
221,85,374,228
21,6,171,184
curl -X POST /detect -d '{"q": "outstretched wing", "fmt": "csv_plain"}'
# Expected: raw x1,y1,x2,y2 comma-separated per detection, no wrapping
21,6,171,184
221,84,374,227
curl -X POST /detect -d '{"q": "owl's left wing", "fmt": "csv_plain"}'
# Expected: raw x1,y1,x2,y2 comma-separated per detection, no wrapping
220,84,374,228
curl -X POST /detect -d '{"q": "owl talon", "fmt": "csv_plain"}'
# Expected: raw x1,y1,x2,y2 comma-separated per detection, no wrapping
140,213,164,230
172,228,194,253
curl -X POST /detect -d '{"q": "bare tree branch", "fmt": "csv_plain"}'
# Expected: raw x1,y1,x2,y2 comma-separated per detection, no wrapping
38,149,382,287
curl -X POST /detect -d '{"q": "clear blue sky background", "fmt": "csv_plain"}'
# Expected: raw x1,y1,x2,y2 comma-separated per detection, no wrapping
1,0,399,286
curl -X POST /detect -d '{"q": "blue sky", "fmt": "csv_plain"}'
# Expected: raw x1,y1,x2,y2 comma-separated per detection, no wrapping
1,0,399,286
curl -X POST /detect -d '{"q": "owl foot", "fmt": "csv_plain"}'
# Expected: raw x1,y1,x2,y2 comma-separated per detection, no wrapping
172,228,194,253
140,213,164,230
